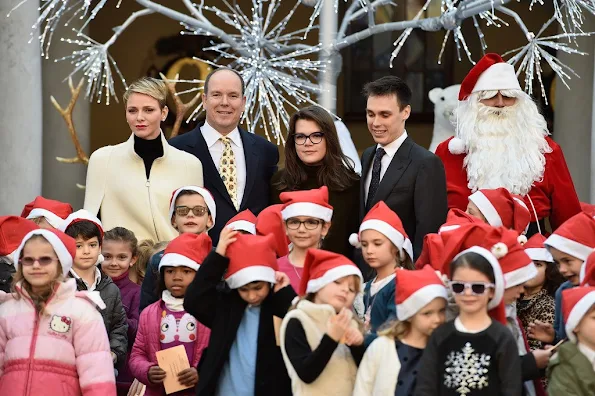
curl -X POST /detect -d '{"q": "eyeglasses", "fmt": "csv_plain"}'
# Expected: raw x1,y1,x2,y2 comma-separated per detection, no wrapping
286,218,323,230
449,281,495,295
175,205,209,217
20,256,57,266
294,132,325,145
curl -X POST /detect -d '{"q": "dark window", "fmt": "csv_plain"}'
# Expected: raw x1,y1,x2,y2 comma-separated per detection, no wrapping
341,2,455,122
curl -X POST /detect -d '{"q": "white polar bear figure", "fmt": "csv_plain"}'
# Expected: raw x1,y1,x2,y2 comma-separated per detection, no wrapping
428,84,461,153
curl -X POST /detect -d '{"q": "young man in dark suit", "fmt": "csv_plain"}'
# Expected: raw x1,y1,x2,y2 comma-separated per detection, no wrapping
360,76,447,270
169,68,279,245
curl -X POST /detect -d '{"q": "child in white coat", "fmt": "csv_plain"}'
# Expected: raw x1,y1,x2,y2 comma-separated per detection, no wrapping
354,265,447,395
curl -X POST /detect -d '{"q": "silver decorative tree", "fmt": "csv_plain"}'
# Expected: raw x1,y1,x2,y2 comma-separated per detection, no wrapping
8,0,595,141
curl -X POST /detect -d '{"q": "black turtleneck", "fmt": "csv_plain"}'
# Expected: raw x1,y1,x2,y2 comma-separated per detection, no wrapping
134,134,164,179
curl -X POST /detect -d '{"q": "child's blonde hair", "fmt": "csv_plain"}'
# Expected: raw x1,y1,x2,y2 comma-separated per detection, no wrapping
11,235,64,315
123,77,168,109
134,240,168,285
378,319,411,340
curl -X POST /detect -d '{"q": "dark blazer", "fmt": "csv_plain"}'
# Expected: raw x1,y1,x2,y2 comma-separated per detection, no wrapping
360,136,448,264
169,122,279,245
184,251,295,396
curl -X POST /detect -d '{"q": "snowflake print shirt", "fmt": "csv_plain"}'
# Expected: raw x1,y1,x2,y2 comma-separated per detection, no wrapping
414,320,522,396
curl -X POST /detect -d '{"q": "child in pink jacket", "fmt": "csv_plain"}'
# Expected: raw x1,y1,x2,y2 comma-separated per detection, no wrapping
129,233,211,395
0,228,116,396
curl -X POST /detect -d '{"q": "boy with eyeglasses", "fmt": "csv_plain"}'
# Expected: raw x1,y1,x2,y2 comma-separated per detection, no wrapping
139,186,217,312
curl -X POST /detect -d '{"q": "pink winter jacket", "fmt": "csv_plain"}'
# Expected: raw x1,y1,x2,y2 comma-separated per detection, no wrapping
0,279,116,396
129,300,210,396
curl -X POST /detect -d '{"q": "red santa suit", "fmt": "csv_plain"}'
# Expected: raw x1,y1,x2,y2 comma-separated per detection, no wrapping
435,53,580,231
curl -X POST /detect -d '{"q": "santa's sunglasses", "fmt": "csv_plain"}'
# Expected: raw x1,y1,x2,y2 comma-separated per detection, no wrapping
449,281,494,296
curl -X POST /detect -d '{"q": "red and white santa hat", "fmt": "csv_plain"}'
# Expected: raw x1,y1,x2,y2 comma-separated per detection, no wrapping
449,53,522,154
299,249,363,296
545,212,595,261
169,186,217,230
225,209,257,235
21,196,73,229
524,233,553,263
0,216,39,257
13,228,77,276
438,208,483,234
468,188,531,240
580,250,595,286
414,233,445,271
395,265,448,320
225,233,278,289
440,223,530,324
159,233,212,271
280,186,333,222
458,53,521,101
349,201,413,261
562,286,595,342
256,204,290,257
58,209,104,239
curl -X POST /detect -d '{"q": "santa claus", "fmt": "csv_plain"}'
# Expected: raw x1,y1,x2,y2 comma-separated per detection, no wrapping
435,53,581,235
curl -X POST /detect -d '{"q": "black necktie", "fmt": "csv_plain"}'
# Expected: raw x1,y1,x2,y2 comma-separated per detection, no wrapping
367,147,385,209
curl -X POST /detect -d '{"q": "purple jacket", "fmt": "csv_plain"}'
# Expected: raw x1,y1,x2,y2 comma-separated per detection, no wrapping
111,272,140,390
128,300,210,396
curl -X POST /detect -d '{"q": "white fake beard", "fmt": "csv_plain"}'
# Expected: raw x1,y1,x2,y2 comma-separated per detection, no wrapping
455,92,552,195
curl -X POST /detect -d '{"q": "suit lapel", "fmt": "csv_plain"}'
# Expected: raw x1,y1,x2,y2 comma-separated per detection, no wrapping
192,125,235,208
240,128,258,209
369,137,413,207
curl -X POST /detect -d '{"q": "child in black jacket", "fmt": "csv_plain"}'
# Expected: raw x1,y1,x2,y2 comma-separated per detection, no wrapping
184,228,295,396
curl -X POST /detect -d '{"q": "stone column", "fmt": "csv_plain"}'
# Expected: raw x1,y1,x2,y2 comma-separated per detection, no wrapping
41,25,90,209
0,1,43,215
553,13,595,203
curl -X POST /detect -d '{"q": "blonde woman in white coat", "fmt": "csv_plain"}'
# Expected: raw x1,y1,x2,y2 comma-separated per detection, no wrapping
280,249,365,396
354,265,447,396
84,77,203,242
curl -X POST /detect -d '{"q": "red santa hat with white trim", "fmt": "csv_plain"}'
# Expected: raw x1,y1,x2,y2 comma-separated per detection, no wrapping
349,201,413,261
159,233,212,271
395,265,448,320
256,204,290,257
280,186,333,222
13,228,76,276
468,188,531,241
21,196,73,229
299,249,363,296
438,208,483,234
580,250,595,286
225,233,278,289
414,233,445,271
0,216,39,257
58,209,104,239
545,212,595,261
440,223,533,324
524,233,553,263
449,53,522,154
225,209,257,235
562,286,595,342
169,186,217,230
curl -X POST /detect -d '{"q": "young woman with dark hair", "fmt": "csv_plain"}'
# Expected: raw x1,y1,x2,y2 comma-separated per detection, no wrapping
271,105,360,257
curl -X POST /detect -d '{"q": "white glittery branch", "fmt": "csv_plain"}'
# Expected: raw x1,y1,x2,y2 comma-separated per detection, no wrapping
56,8,154,104
503,9,594,103
530,1,595,35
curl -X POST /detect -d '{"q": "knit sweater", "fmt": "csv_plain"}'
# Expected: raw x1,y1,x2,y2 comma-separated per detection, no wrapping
353,335,401,395
280,300,364,396
415,320,522,396
83,132,204,242
270,167,360,257
0,279,116,396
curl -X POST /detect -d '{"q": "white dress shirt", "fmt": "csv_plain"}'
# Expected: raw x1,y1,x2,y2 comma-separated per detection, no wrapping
578,342,595,371
70,267,102,292
364,131,408,202
201,120,247,205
